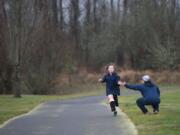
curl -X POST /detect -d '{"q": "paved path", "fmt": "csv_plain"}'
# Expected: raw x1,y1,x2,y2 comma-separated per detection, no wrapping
0,96,137,135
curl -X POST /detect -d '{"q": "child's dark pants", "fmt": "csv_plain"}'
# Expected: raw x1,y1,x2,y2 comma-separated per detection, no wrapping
110,95,119,112
113,95,119,107
136,98,160,114
110,101,116,112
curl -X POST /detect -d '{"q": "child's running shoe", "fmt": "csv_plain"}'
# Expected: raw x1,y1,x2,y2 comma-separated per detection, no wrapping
114,111,117,116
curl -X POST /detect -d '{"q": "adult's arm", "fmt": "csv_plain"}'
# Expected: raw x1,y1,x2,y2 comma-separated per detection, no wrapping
157,87,160,96
125,84,143,91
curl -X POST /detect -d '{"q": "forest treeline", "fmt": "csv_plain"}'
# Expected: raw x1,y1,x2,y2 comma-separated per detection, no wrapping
0,0,180,96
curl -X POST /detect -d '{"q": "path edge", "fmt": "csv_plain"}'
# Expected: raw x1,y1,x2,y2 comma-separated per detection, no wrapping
0,103,44,129
102,102,138,135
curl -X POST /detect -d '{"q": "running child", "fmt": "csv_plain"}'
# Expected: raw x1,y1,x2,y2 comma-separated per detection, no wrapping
99,64,121,116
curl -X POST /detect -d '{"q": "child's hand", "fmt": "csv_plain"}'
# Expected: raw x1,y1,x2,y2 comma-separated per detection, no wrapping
118,81,126,86
98,78,103,82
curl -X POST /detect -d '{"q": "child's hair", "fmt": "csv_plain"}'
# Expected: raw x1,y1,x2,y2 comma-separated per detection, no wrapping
105,63,116,72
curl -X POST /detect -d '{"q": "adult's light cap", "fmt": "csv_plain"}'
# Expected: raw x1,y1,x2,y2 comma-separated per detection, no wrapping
142,75,150,82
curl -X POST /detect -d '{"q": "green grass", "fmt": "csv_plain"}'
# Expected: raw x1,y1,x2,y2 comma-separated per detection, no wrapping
120,85,180,135
1,85,180,135
0,90,102,125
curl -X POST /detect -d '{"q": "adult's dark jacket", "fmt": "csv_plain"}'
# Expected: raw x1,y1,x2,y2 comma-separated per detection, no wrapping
101,72,120,96
125,81,160,101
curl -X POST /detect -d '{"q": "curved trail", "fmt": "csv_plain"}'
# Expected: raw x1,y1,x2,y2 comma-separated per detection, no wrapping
0,96,137,135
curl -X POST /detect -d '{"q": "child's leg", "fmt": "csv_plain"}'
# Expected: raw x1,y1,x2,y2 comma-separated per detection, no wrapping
113,95,119,107
107,95,116,112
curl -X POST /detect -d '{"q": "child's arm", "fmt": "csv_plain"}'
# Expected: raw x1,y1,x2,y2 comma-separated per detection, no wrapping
116,75,120,85
98,75,106,83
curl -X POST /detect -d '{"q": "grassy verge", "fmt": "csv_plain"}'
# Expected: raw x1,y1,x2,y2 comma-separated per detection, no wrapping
120,85,180,135
0,90,102,125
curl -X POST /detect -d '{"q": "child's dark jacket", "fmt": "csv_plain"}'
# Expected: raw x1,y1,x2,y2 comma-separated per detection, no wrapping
101,72,120,96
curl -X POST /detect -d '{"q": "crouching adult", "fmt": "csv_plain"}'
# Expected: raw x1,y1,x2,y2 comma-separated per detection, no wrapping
119,75,160,114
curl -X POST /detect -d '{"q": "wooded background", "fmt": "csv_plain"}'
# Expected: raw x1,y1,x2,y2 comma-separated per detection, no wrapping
0,0,180,96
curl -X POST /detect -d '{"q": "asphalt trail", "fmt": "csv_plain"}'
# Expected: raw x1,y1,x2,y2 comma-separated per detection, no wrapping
0,95,137,135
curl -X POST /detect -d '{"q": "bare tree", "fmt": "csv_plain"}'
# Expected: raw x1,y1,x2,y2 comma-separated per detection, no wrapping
0,0,7,69
7,0,23,98
59,0,64,30
8,0,39,97
83,0,92,65
0,0,179,95
85,0,91,24
52,0,58,26
117,0,121,18
110,0,114,18
68,0,81,66
69,0,80,48
93,0,98,31
123,0,128,16
0,0,11,94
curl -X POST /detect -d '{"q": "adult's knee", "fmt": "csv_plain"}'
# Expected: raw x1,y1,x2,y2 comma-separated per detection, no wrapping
136,98,144,106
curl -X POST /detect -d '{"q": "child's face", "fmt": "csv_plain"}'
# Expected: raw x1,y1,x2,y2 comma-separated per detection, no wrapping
108,65,115,74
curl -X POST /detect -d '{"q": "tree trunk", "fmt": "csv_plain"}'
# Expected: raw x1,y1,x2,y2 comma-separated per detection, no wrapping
86,0,91,24
110,0,114,18
70,0,80,49
12,0,23,98
0,0,13,94
52,0,58,26
123,0,128,16
93,0,98,31
14,65,21,97
117,0,121,18
59,0,64,30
